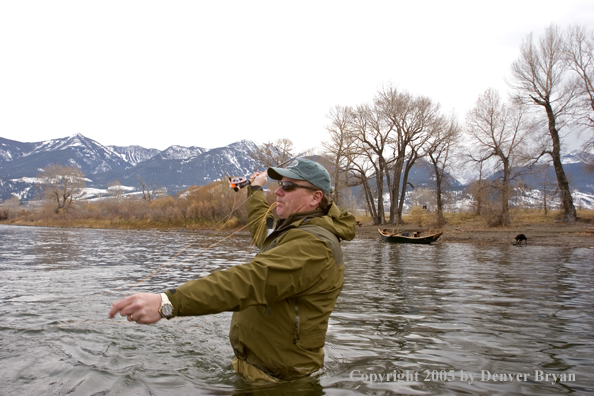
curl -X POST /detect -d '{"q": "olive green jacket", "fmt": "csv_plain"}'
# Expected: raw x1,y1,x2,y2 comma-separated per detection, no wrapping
166,187,356,380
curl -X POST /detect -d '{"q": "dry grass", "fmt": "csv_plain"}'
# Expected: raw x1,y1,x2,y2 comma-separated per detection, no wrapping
353,208,594,229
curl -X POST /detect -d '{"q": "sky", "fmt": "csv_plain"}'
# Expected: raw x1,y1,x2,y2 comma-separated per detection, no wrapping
1,1,593,154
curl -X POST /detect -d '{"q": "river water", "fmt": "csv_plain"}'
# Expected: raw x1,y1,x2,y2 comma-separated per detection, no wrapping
1,224,593,395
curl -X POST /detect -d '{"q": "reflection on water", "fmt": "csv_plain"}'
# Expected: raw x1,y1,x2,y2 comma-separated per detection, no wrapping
1,224,593,395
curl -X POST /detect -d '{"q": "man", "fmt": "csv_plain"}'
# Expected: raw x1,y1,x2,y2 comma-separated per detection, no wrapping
108,158,356,381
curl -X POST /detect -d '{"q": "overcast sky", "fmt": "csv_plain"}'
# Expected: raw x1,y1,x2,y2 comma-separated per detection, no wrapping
1,1,593,154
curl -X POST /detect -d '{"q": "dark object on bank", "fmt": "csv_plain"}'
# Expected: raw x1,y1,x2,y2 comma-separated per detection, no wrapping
515,234,528,245
378,229,443,244
355,221,363,227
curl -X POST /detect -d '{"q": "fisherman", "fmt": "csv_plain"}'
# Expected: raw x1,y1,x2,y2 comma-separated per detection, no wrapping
108,158,356,382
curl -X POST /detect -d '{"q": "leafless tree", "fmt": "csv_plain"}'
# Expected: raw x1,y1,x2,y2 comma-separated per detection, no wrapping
565,24,594,171
0,196,20,220
350,103,392,224
37,164,86,214
249,138,296,168
426,113,462,226
323,105,355,205
138,175,152,201
108,179,126,202
510,24,578,222
377,86,440,224
465,89,532,226
344,153,378,221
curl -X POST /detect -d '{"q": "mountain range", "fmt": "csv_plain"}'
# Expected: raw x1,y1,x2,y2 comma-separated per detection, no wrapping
0,134,259,201
1,134,592,210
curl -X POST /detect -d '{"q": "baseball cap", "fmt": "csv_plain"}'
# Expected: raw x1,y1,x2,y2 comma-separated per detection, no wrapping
267,158,332,195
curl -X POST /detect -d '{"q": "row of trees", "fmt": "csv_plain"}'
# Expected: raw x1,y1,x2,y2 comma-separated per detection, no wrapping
323,86,461,226
323,24,593,226
2,25,591,228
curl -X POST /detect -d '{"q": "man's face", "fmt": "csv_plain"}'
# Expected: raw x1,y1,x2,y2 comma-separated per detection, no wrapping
274,177,321,219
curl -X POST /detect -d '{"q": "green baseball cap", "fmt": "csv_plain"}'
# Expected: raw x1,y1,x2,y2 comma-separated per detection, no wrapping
268,158,332,194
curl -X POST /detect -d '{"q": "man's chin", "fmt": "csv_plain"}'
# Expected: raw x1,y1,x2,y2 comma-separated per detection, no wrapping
276,205,286,219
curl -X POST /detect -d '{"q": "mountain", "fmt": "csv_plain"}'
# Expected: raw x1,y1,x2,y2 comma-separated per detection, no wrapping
1,133,592,209
0,137,37,162
0,134,130,179
0,134,260,201
484,150,594,194
109,145,161,166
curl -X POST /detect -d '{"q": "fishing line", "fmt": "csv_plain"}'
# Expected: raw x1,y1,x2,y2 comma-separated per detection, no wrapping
92,201,277,299
93,155,302,307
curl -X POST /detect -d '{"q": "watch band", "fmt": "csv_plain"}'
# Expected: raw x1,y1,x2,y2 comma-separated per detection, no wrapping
159,292,173,319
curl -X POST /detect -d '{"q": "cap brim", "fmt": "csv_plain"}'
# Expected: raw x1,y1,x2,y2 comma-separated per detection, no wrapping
267,166,306,181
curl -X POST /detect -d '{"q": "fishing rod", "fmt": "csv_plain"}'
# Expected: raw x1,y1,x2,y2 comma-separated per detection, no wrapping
90,154,303,300
228,153,304,192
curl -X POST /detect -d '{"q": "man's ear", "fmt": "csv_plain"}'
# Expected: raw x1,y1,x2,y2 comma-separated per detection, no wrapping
311,190,323,207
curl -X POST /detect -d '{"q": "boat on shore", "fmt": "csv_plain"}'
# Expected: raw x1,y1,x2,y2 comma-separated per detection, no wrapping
378,229,443,244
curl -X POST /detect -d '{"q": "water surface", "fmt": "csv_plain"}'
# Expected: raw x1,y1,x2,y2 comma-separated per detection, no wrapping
1,224,593,395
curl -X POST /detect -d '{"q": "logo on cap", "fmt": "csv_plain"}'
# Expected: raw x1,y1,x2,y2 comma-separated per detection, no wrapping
287,159,299,168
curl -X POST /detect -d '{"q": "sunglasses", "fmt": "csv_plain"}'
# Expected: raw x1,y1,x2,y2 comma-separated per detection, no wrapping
278,181,320,192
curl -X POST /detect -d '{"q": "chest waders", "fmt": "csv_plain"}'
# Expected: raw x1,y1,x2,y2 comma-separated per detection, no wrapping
259,223,344,343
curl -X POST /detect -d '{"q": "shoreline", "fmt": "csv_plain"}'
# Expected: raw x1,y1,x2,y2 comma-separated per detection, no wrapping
353,222,594,249
3,219,593,248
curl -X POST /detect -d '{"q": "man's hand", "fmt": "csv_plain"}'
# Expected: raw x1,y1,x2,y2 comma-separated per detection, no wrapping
250,171,268,187
108,292,162,324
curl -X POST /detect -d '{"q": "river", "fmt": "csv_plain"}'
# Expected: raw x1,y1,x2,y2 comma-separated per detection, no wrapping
1,224,593,395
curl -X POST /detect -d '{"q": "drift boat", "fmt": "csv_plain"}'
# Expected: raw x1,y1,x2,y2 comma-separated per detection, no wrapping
378,229,443,244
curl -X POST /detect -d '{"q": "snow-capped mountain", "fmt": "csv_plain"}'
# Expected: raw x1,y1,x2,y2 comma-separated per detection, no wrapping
0,134,130,177
109,145,162,166
0,134,260,201
155,145,207,160
1,134,591,208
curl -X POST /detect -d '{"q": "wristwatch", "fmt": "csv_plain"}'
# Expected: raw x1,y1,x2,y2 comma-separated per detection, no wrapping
159,293,173,319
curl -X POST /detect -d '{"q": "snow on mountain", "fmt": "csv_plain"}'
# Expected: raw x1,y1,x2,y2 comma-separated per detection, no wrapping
157,145,207,160
562,149,594,165
109,145,161,166
0,137,36,162
2,134,592,208
0,134,263,201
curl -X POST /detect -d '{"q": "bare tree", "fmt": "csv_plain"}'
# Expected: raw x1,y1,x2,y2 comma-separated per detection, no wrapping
426,113,462,226
466,89,532,226
350,103,391,225
344,153,377,221
138,175,152,201
0,196,20,220
377,86,440,224
510,24,578,222
108,179,126,202
565,24,594,171
249,138,296,168
37,164,86,214
323,105,355,205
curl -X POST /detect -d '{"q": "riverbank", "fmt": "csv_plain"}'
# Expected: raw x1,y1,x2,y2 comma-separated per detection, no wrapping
353,221,594,248
3,211,593,248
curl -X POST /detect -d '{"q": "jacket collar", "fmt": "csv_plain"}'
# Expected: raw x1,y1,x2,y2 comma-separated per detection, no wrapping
274,208,326,233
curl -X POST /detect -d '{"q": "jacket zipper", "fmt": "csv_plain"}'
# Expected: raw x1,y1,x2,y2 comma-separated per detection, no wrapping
293,301,300,344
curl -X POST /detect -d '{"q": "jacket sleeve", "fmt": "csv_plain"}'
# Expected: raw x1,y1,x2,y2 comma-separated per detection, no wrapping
166,229,337,317
246,187,273,248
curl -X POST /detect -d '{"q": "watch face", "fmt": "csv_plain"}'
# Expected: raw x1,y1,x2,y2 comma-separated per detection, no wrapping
161,304,173,317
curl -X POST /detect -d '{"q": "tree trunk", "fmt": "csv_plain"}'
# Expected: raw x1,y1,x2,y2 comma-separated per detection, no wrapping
544,102,577,222
500,160,511,226
434,166,446,227
374,168,386,225
396,154,419,223
389,159,404,224
362,177,378,224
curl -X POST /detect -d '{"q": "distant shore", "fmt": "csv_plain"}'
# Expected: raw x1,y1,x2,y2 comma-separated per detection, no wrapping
353,221,594,249
3,216,593,249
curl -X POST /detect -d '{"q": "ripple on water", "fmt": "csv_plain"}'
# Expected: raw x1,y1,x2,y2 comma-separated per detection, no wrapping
1,226,593,395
